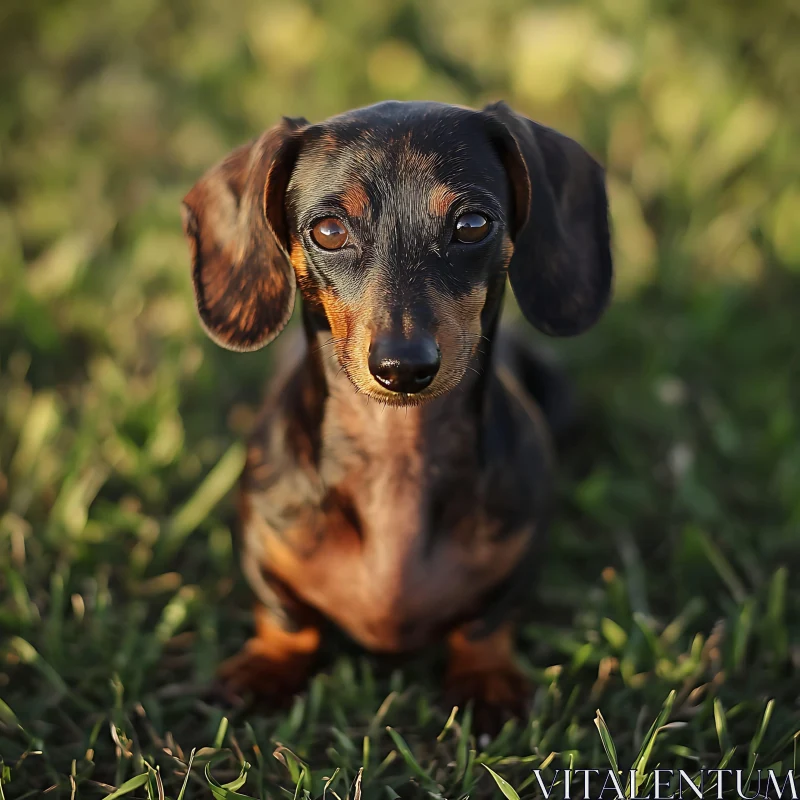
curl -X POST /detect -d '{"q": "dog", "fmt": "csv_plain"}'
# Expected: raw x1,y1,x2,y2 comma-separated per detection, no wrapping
182,100,612,731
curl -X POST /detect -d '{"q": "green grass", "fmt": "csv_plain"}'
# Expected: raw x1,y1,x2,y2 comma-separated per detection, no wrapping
1,0,799,796
2,281,798,799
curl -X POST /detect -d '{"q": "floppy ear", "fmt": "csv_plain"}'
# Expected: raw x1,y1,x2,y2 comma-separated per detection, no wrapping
483,101,612,336
181,116,307,351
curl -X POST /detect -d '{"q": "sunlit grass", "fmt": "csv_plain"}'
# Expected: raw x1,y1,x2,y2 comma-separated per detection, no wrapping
1,0,798,796
2,282,798,798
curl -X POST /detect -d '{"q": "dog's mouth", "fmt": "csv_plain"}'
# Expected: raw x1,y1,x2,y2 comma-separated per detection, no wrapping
373,372,434,392
328,342,477,408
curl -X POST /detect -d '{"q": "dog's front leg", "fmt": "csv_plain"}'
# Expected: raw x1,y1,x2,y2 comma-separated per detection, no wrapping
218,596,321,706
444,620,530,735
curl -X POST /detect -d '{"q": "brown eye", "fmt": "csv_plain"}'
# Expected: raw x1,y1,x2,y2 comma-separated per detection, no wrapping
311,217,348,250
454,212,490,243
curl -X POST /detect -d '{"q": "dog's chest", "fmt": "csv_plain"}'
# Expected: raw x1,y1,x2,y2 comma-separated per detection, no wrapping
258,401,530,652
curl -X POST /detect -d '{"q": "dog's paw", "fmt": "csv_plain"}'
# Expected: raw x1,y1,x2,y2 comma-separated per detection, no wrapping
444,665,530,736
214,642,311,708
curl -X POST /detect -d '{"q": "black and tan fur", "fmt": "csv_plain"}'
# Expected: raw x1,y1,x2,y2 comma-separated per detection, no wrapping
182,101,612,731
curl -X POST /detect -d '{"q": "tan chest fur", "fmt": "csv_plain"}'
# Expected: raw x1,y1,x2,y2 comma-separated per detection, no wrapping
245,375,533,652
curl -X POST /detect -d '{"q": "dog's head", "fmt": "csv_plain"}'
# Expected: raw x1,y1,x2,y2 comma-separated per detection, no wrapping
182,101,612,406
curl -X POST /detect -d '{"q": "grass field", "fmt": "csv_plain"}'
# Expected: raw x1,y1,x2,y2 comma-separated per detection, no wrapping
1,0,799,797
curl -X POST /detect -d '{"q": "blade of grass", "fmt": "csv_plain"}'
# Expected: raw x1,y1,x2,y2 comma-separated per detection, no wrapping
161,441,246,557
385,727,438,791
692,526,747,603
747,699,775,778
103,773,149,799
483,765,520,800
214,717,229,750
713,699,731,754
627,690,675,795
594,710,620,773
204,759,254,800
176,749,196,800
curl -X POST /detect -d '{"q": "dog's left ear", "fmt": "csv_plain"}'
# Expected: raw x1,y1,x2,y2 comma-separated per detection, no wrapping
483,101,612,336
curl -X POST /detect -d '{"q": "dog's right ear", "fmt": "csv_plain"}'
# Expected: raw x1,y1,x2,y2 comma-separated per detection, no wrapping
182,116,307,351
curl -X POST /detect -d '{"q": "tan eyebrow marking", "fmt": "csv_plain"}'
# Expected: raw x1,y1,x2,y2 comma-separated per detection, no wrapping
289,234,311,288
501,233,514,270
317,130,340,153
428,183,459,216
340,180,370,217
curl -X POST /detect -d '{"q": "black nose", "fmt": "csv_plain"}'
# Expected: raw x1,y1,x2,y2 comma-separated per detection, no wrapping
368,334,441,394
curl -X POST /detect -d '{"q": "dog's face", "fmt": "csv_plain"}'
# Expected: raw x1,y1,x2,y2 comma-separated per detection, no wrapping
183,101,612,406
286,105,513,404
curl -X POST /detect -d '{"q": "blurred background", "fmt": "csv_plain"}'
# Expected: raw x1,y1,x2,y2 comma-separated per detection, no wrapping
1,0,799,796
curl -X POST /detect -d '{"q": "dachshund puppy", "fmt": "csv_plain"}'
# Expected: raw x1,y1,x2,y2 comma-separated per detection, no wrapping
182,101,612,731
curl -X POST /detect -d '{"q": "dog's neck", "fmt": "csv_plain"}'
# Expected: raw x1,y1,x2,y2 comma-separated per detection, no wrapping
282,282,505,549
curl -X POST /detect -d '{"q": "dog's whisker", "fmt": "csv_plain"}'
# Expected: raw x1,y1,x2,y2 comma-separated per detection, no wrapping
311,336,348,355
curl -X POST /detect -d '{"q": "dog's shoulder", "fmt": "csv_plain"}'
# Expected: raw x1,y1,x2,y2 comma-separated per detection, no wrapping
242,326,323,498
492,324,577,443
477,326,568,522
